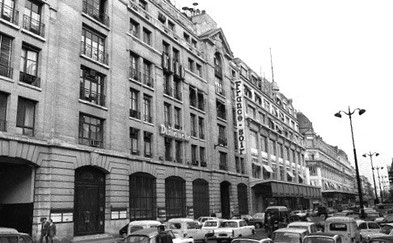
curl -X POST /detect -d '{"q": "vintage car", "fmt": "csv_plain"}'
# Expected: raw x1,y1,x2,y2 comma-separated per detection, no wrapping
303,232,342,243
325,217,361,243
271,228,308,243
287,222,321,234
125,228,194,243
0,227,33,243
167,218,205,241
356,220,381,239
366,234,393,243
212,219,255,241
203,218,226,239
119,220,162,238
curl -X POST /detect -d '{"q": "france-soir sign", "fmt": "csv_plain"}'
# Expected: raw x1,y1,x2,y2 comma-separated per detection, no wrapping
234,79,246,155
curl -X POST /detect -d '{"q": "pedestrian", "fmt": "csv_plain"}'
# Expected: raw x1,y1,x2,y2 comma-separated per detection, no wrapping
47,218,56,243
157,224,173,243
265,212,272,237
39,217,50,243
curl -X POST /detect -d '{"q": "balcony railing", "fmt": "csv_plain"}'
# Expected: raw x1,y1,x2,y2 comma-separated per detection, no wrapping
218,137,228,146
22,14,44,37
162,52,172,74
215,84,226,96
215,65,223,79
80,87,105,106
200,161,207,167
217,110,226,120
0,2,19,25
0,64,13,78
129,109,140,119
130,149,140,155
142,74,154,88
129,67,141,81
0,119,6,132
80,41,109,65
19,71,40,87
82,0,110,26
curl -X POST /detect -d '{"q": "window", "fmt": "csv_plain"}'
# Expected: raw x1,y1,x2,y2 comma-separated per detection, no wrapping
20,44,40,86
250,131,258,155
219,152,227,170
130,89,140,119
197,91,204,111
217,124,227,146
142,27,151,45
130,52,139,81
216,100,226,120
175,140,182,163
214,52,222,79
79,113,103,147
270,139,276,156
81,27,107,64
165,177,186,218
215,79,224,96
173,79,182,100
174,107,182,130
82,0,108,26
16,97,36,136
191,39,197,48
138,0,147,10
198,117,204,139
196,63,202,77
80,66,105,106
0,92,7,131
260,136,268,152
168,20,175,31
143,95,152,123
130,127,139,155
188,58,194,72
129,18,140,38
248,105,256,119
144,131,152,157
191,144,197,164
190,113,197,137
235,157,240,173
23,0,43,36
189,86,196,107
252,164,261,178
200,147,205,164
164,74,172,96
165,137,172,161
164,102,171,127
0,34,12,78
0,0,17,24
183,32,190,43
129,173,156,220
142,60,153,87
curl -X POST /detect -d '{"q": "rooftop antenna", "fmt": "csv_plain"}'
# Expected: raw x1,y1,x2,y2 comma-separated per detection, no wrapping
270,47,275,83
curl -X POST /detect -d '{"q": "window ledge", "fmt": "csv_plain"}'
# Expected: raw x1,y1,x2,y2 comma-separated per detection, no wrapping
78,99,108,111
0,75,14,83
18,81,42,91
217,117,227,123
190,106,206,114
129,116,141,123
0,18,20,30
142,121,154,127
21,28,46,42
81,12,110,32
80,54,110,69
126,32,161,56
185,69,206,83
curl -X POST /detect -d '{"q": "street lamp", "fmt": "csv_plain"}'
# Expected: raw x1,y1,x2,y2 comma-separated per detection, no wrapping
376,166,384,203
335,107,366,218
363,152,379,204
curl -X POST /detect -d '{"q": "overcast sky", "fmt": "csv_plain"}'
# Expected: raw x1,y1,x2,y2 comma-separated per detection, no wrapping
176,0,392,188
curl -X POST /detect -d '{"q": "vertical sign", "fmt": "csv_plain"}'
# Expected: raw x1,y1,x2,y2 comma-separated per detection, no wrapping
235,79,246,154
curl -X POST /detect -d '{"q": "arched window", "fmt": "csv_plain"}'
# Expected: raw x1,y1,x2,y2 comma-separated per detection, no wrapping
193,179,209,218
129,172,156,220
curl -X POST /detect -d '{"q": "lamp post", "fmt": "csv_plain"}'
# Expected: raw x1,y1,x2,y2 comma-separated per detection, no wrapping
363,152,379,204
335,106,366,218
376,166,384,203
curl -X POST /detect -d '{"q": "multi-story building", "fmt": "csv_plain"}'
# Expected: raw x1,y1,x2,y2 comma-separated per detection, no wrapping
0,0,251,241
231,59,321,213
298,112,357,209
360,175,374,207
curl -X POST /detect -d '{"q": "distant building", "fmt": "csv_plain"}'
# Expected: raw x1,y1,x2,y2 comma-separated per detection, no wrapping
360,175,374,207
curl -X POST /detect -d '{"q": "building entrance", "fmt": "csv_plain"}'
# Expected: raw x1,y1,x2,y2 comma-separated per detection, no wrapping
220,181,231,219
74,166,105,236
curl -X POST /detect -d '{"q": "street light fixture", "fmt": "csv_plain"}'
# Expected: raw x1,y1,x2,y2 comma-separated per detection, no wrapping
335,107,366,218
363,152,380,204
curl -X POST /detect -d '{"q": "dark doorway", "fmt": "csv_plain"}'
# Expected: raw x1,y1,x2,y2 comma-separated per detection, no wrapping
0,161,34,235
165,176,186,219
238,183,249,215
74,166,105,236
220,181,231,219
129,172,156,220
193,179,209,218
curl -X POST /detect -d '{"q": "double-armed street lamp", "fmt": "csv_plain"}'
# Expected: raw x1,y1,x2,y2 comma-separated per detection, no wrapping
335,107,366,218
363,152,380,204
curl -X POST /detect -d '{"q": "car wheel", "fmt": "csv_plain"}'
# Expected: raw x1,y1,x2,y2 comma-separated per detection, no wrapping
255,223,261,229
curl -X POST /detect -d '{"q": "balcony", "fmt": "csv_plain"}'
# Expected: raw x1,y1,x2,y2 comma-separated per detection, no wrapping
80,41,109,65
215,65,223,79
142,74,154,88
129,67,141,82
0,64,12,78
174,90,182,101
0,119,6,132
0,2,19,25
191,160,199,166
215,84,226,97
129,109,140,119
19,71,40,87
80,88,105,106
162,53,172,74
218,137,227,147
82,1,110,27
22,14,44,37
130,149,140,155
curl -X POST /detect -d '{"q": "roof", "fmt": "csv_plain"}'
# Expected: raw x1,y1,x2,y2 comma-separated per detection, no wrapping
129,228,158,238
273,228,308,233
266,206,288,211
198,28,233,57
0,227,19,235
325,216,356,223
287,222,316,227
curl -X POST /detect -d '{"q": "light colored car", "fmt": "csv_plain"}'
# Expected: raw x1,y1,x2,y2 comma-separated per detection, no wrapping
167,218,205,241
232,236,273,243
197,216,217,226
325,217,361,243
0,227,32,243
212,219,255,241
202,218,225,236
287,222,320,234
125,228,194,243
303,232,342,243
356,220,381,240
271,228,308,243
119,220,162,238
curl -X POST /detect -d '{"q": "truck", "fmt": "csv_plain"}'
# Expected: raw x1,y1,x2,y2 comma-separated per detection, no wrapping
211,219,255,242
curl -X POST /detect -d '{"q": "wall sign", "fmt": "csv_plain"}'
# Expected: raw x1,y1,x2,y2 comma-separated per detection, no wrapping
160,124,190,141
235,79,246,154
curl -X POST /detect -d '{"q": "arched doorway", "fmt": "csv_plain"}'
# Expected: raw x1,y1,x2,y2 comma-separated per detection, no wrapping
193,179,209,218
74,166,105,236
238,183,249,215
129,172,156,220
220,181,231,219
165,176,186,219
0,159,35,235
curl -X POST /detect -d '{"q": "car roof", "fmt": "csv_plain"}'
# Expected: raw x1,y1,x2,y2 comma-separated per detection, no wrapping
306,232,339,237
129,228,158,237
288,222,316,226
266,206,288,211
274,228,308,233
168,218,196,222
325,216,356,222
0,227,19,235
129,220,161,226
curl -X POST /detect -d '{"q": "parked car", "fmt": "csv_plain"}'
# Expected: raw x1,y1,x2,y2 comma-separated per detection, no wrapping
380,223,393,234
212,219,255,241
265,206,290,230
197,216,217,226
365,212,383,221
232,235,273,243
119,220,162,238
303,232,342,243
324,217,361,243
247,213,265,229
0,227,32,243
356,220,381,240
203,218,225,236
270,228,308,243
167,218,205,241
365,234,393,243
125,228,194,243
287,222,321,234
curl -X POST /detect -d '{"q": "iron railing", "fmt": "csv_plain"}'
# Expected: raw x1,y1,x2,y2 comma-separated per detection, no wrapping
19,71,40,87
129,109,140,119
80,41,108,65
0,64,13,78
142,74,154,88
80,87,105,106
22,14,45,37
82,0,110,26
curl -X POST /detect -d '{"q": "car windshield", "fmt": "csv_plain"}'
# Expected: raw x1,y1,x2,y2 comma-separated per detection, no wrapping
273,232,301,243
304,238,335,243
221,221,238,228
126,235,150,243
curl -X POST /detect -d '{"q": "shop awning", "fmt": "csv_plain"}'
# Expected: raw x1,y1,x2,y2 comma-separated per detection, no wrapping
287,171,295,178
252,180,321,199
263,164,274,173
